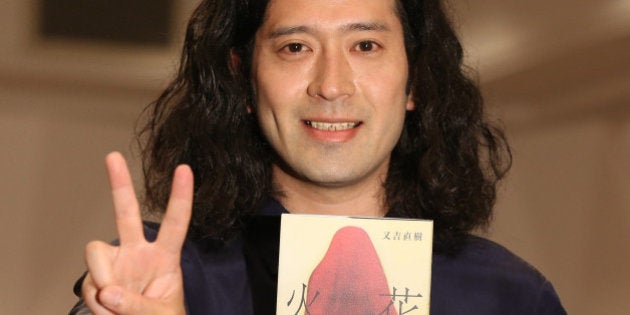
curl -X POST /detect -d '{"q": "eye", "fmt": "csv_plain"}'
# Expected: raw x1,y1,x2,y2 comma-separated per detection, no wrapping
282,43,306,53
355,40,380,52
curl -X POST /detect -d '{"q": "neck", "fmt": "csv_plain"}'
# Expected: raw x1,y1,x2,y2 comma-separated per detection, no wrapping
272,165,388,217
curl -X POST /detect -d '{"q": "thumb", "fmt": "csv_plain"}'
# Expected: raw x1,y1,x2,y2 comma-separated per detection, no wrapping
98,285,181,315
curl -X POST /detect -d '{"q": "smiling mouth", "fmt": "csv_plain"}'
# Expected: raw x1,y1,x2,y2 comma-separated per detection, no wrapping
305,120,362,131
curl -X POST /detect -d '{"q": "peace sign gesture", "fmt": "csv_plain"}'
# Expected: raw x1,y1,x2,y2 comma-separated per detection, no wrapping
81,152,192,314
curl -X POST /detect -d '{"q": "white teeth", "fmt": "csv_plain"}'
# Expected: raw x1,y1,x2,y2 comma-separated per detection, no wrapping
306,121,360,131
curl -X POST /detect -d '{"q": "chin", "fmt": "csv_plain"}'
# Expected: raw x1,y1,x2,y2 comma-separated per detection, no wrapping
301,170,369,188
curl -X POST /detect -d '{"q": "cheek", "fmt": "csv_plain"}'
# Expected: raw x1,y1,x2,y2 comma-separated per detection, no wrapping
358,59,408,101
372,82,409,140
255,63,308,107
369,80,410,115
253,74,299,140
253,67,281,115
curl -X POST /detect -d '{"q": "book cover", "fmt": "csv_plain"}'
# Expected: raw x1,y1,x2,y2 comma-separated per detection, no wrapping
277,213,433,315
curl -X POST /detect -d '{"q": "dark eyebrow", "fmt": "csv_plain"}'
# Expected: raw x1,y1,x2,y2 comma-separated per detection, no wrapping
268,26,310,39
268,22,390,39
341,22,390,33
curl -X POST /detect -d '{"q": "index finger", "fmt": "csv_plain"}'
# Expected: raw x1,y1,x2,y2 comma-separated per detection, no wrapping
106,152,144,245
156,164,194,254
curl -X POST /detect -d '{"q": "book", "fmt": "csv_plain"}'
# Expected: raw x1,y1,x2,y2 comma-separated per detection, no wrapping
277,213,433,315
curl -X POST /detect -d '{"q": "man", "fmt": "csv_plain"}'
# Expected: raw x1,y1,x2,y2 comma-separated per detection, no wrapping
71,0,566,314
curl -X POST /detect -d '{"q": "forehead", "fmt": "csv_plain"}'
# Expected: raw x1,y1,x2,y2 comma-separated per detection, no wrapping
260,0,401,34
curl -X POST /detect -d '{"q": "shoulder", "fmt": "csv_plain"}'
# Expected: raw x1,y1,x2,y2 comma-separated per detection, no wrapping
431,235,566,315
436,235,543,277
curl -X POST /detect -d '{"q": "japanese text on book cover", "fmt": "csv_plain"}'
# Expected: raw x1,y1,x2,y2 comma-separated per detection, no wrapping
277,213,433,315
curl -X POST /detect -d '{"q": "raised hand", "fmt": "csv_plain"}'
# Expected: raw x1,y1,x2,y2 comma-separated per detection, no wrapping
82,152,193,315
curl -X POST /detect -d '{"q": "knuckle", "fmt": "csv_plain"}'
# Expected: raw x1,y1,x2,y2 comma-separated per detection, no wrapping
84,240,107,253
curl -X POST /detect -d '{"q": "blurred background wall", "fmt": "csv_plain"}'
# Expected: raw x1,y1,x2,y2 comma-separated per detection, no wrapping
0,0,628,314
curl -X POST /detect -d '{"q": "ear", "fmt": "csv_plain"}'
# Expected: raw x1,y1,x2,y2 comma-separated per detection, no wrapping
229,49,253,114
229,49,241,76
405,92,415,111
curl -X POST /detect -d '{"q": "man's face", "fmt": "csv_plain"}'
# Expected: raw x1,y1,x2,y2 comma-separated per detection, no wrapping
252,0,413,189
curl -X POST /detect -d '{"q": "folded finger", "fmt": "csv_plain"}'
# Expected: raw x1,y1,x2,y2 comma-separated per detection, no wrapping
157,164,194,254
82,273,116,315
84,240,115,288
106,152,144,245
99,284,180,315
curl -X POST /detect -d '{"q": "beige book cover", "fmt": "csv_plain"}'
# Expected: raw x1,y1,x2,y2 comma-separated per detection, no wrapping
277,213,433,315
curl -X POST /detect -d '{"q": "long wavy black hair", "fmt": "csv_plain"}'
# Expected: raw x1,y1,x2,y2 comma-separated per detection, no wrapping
139,0,511,254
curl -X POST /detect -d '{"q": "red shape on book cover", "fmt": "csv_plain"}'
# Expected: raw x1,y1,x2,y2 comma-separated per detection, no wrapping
306,226,397,314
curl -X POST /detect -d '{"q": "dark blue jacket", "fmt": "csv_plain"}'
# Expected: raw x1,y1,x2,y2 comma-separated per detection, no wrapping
70,201,566,314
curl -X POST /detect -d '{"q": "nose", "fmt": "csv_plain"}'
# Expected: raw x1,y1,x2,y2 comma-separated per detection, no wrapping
307,49,355,101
